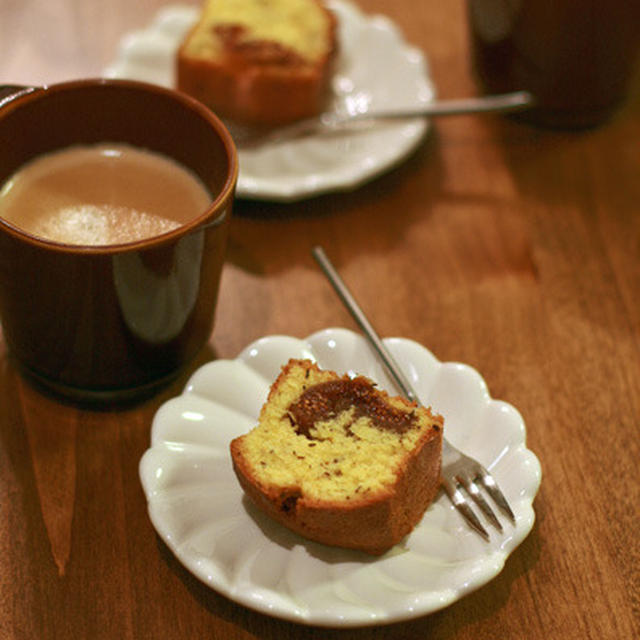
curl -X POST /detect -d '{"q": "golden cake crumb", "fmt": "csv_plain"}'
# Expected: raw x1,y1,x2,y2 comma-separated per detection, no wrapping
230,358,443,555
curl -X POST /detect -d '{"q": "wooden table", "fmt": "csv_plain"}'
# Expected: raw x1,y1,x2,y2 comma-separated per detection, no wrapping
1,1,639,638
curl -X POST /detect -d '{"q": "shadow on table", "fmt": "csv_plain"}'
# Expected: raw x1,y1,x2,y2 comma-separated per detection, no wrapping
0,340,219,413
224,129,443,278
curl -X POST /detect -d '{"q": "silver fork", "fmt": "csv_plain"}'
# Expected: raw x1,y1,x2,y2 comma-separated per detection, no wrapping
234,91,533,147
312,246,516,540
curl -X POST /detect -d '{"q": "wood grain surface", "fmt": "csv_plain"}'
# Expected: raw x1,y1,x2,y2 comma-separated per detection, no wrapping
1,1,639,638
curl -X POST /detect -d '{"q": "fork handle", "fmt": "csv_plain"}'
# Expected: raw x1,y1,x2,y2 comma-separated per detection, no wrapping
313,247,462,456
312,247,420,399
326,90,535,124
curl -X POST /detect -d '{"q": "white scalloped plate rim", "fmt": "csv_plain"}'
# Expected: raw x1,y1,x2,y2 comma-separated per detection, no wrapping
140,328,541,627
104,1,435,202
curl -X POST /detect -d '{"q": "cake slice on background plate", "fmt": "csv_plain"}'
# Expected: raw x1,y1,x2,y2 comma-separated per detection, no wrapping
177,0,337,126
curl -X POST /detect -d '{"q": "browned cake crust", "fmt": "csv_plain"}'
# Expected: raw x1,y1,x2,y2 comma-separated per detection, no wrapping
176,0,337,126
230,359,443,555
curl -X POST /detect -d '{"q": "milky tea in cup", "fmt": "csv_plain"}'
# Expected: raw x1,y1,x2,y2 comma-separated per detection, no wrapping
0,80,237,403
0,143,211,245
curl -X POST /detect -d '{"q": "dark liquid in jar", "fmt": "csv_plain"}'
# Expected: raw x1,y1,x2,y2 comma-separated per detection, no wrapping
467,0,640,128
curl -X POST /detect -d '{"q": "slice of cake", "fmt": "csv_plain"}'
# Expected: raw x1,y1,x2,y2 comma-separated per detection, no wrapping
230,359,443,555
176,0,337,126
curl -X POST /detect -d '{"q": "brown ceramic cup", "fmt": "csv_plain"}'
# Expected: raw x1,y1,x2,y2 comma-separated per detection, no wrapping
0,79,237,403
467,0,640,128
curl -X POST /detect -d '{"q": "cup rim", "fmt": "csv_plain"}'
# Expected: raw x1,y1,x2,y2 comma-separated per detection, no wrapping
0,77,238,254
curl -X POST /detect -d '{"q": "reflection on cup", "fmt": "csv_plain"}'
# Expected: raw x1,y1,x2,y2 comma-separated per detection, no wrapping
467,0,640,128
0,79,237,403
113,231,204,344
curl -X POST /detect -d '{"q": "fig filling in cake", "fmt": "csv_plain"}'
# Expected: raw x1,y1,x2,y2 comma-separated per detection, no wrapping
288,377,419,438
230,359,444,555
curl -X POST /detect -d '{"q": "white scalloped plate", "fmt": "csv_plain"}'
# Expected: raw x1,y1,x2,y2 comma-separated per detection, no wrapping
105,1,435,202
140,328,541,627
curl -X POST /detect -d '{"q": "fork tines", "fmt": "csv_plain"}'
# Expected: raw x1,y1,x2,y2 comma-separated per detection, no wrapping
441,446,516,541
